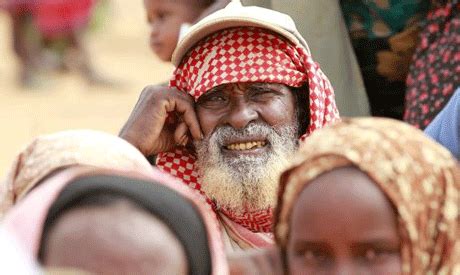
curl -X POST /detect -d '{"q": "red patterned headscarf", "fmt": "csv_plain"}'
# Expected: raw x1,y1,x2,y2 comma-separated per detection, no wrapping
157,27,339,246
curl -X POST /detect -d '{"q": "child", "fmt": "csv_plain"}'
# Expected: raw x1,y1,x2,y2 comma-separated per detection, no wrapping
4,0,113,88
144,0,229,62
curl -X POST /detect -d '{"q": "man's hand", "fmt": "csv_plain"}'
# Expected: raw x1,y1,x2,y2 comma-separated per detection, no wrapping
119,85,203,157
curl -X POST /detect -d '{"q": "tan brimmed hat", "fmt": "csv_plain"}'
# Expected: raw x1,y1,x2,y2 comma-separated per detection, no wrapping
172,0,311,66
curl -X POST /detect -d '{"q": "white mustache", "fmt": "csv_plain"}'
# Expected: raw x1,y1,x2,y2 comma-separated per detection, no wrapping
209,122,281,146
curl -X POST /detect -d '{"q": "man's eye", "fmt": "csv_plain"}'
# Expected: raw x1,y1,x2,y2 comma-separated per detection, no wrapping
198,94,228,108
208,95,226,102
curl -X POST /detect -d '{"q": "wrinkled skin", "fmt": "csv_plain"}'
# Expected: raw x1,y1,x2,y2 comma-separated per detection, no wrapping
120,85,202,156
119,82,297,159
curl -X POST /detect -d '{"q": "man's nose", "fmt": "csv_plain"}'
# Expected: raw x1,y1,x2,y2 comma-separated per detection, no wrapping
225,101,258,130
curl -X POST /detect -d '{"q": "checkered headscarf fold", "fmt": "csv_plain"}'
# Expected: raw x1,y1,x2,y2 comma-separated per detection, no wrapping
157,27,340,234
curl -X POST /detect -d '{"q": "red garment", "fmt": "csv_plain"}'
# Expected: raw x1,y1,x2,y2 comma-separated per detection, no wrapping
404,0,460,129
33,0,95,38
157,27,340,241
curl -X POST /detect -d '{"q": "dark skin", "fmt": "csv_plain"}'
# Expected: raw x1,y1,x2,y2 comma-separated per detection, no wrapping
119,82,297,157
229,247,284,275
43,200,187,274
9,11,42,86
287,167,401,275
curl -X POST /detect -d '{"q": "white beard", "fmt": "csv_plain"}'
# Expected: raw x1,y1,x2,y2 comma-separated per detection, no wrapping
194,122,298,214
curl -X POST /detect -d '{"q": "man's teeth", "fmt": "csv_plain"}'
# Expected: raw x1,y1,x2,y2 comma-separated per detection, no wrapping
226,141,266,151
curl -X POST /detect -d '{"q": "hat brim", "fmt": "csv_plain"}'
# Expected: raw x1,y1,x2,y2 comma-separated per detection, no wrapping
172,17,303,67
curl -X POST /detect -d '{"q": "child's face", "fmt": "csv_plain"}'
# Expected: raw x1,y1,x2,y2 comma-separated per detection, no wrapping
286,167,401,275
144,0,205,62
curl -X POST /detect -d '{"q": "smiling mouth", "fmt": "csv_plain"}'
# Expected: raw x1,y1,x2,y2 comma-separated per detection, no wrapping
224,141,267,151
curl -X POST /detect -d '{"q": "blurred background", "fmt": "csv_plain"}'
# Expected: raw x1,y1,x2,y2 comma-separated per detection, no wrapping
0,0,173,176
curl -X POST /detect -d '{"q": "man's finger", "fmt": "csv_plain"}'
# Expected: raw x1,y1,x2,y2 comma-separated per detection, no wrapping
175,97,203,140
174,122,189,145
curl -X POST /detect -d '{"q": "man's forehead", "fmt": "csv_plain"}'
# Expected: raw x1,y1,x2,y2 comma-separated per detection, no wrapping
206,82,290,93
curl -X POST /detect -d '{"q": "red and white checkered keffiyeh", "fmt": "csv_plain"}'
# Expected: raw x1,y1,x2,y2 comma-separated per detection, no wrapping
157,27,339,241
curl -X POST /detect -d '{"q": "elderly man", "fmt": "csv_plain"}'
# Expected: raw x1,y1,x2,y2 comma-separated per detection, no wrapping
120,1,339,250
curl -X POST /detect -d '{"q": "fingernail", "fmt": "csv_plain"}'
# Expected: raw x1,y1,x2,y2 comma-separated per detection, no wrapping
183,136,190,146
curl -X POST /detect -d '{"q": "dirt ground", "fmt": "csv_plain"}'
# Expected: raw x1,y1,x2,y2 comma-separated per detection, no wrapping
0,0,173,177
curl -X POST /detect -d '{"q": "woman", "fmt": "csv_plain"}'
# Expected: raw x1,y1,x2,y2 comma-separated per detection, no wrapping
2,166,228,274
275,118,459,274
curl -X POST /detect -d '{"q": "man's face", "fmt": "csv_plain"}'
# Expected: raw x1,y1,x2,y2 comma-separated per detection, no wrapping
194,82,299,212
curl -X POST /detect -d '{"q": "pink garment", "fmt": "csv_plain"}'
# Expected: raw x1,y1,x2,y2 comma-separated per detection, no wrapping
2,0,33,15
33,0,96,38
2,166,228,275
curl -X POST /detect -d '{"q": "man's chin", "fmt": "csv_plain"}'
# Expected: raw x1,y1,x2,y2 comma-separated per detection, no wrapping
199,158,281,213
220,155,269,175
195,123,299,213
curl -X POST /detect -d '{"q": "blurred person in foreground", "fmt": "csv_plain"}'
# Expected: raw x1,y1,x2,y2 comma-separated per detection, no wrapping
0,227,41,274
404,0,459,129
2,167,228,274
273,118,459,274
120,0,339,251
2,0,113,88
1,129,228,274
